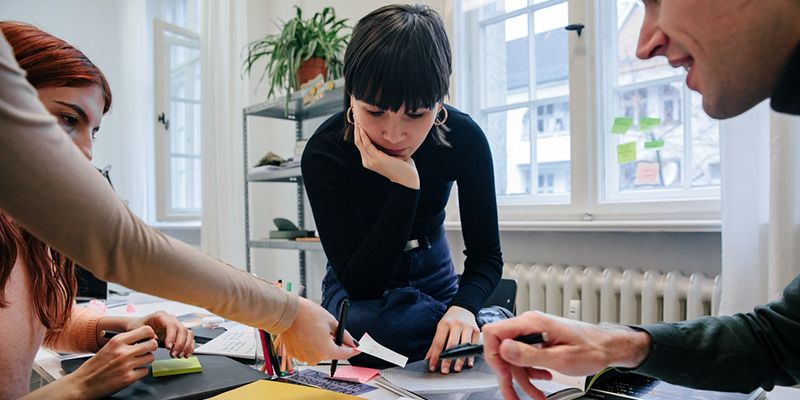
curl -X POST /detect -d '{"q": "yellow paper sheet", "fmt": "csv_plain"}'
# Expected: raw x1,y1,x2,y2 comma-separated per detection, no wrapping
209,380,365,399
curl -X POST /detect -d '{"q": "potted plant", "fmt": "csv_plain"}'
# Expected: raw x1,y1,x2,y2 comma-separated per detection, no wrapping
243,6,349,115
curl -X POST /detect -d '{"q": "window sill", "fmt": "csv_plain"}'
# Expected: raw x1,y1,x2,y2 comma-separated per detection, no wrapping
149,220,202,230
444,219,721,233
149,220,202,247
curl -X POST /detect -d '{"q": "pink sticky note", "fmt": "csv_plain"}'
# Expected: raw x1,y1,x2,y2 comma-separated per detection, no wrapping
87,299,107,314
331,366,380,383
635,162,660,185
126,303,136,313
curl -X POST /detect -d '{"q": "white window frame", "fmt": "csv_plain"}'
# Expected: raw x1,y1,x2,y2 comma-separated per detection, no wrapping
154,19,202,221
454,0,721,224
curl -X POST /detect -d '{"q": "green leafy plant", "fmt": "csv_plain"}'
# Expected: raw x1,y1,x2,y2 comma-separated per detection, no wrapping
243,6,349,114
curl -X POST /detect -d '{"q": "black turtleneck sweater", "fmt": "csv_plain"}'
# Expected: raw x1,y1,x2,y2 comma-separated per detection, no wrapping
301,104,503,316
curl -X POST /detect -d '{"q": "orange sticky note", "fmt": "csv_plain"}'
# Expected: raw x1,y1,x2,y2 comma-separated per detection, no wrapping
331,366,380,383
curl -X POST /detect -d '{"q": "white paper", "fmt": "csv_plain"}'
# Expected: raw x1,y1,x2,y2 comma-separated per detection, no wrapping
357,332,408,367
194,324,257,359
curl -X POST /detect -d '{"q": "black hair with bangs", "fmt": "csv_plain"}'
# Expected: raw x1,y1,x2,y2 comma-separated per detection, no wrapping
342,4,451,145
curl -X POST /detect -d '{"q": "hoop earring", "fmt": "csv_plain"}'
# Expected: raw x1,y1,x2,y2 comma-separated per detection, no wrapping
434,107,448,126
346,106,355,124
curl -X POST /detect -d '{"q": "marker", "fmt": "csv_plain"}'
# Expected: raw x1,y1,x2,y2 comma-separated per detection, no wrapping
438,332,548,359
101,330,167,348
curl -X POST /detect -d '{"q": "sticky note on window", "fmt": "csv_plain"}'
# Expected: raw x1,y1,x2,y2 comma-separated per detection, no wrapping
617,142,637,164
635,162,660,185
152,356,202,377
644,140,664,150
610,117,633,134
635,117,661,132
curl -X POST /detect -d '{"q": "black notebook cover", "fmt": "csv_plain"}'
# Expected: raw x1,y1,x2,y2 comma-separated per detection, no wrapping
61,348,266,400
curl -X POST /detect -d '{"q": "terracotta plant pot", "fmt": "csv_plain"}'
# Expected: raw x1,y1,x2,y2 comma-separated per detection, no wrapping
296,57,327,89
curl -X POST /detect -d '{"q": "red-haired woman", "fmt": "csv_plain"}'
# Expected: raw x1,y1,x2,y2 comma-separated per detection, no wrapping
0,21,358,400
0,22,195,399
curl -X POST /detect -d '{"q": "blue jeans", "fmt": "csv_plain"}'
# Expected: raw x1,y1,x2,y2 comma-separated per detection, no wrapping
321,233,458,368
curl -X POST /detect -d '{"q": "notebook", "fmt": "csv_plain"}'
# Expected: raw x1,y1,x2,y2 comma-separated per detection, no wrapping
61,348,266,400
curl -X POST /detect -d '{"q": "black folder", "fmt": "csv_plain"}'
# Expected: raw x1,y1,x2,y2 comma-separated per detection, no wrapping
61,348,265,400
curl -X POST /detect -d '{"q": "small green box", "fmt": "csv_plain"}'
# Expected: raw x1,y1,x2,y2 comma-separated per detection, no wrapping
152,357,202,377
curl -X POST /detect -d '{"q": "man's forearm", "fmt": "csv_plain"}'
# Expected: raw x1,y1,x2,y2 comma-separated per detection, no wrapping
596,323,652,369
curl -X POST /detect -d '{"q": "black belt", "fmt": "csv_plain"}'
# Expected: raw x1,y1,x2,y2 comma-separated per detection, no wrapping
404,225,445,251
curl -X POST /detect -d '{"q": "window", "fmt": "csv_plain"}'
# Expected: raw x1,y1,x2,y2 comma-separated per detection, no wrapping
154,19,202,221
455,0,720,220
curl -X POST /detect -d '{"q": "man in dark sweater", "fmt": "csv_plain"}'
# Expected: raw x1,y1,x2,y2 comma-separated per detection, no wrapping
482,1,800,399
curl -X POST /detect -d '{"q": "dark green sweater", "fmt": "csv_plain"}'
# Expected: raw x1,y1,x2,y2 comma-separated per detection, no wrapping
632,42,800,393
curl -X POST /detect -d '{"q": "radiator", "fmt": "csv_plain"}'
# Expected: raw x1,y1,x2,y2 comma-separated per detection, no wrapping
504,262,721,325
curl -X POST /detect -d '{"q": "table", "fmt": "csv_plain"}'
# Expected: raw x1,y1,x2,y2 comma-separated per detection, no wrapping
32,299,800,399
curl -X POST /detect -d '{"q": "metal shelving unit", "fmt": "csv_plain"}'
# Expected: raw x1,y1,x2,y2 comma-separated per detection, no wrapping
243,78,344,291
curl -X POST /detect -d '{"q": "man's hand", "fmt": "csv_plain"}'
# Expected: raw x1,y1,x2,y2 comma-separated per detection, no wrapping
482,311,651,400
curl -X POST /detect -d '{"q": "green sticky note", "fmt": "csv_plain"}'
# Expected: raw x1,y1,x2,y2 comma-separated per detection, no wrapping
610,117,634,134
635,117,661,132
152,357,202,377
644,140,665,150
617,141,637,164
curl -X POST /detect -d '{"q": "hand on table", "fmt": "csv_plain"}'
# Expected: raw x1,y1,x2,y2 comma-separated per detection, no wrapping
66,326,158,399
425,305,479,374
126,311,195,358
481,311,651,400
281,297,359,365
353,115,420,190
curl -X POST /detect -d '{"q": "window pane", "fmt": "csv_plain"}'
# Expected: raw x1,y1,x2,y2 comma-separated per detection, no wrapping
533,3,569,99
170,156,201,211
484,15,529,107
480,0,526,19
170,43,200,101
690,91,720,187
617,0,680,86
487,108,531,195
536,100,570,194
615,83,684,191
171,100,186,154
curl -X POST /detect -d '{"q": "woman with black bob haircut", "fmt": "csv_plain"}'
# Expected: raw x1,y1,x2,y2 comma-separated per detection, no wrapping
302,4,503,373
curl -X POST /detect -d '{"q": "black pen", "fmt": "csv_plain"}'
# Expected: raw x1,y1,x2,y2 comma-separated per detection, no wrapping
439,332,548,359
330,299,349,377
101,330,167,348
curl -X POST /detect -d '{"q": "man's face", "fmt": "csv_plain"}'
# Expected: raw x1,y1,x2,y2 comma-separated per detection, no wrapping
636,0,791,119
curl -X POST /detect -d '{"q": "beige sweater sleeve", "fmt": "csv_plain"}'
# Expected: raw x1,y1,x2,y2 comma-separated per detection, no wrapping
43,306,103,354
0,34,298,334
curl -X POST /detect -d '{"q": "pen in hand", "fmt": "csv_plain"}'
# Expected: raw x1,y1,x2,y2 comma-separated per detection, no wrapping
101,330,167,349
331,299,350,377
439,332,548,360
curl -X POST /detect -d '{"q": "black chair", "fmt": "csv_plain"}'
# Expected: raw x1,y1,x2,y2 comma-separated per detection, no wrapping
482,278,517,313
457,275,518,314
